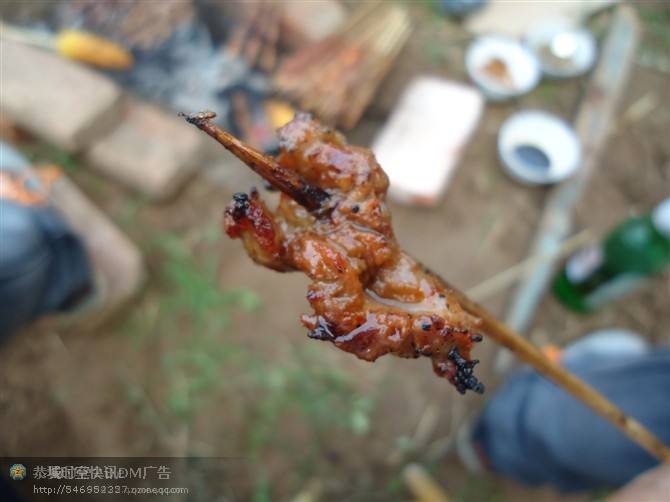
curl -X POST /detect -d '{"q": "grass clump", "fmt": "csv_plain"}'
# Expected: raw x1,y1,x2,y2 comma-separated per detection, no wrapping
122,230,375,497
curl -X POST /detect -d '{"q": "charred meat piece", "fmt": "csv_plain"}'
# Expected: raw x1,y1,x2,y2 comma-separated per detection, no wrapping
188,111,484,394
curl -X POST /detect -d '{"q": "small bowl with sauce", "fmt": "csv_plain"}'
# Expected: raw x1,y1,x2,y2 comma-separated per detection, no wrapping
498,110,581,185
465,35,541,101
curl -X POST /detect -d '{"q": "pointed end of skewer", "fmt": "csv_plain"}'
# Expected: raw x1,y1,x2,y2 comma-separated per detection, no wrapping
180,110,330,213
178,110,217,126
179,110,235,147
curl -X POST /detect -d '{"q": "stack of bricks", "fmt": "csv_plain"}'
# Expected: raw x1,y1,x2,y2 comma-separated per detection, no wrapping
0,40,208,201
0,2,349,328
0,40,220,326
0,37,264,328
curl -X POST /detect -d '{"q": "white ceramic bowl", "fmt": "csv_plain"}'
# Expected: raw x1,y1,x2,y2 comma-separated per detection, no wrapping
465,35,541,101
525,20,598,78
498,110,581,185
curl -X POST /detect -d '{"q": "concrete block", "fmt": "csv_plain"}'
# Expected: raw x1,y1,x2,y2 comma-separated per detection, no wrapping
0,41,123,151
83,99,207,201
48,171,146,329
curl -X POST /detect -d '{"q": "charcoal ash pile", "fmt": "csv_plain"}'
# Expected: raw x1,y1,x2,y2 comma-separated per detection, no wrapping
47,0,277,151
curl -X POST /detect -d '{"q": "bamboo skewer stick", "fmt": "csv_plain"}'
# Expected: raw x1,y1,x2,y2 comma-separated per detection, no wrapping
440,276,670,462
225,0,281,72
274,2,376,85
341,11,411,128
273,3,411,128
179,112,329,211
402,463,451,502
259,3,279,73
182,113,670,462
225,6,255,59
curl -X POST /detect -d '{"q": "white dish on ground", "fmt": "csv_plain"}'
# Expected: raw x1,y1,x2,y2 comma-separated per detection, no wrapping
465,35,541,101
525,19,598,78
498,110,581,185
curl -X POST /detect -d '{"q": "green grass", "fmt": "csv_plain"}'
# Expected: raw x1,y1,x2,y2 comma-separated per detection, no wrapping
634,5,670,72
638,6,670,51
251,471,272,502
243,345,375,453
114,194,150,229
455,474,504,502
121,230,376,497
20,143,82,174
536,81,561,101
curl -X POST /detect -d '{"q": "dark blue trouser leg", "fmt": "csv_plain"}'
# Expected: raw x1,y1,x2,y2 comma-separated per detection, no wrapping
472,347,670,492
0,200,92,342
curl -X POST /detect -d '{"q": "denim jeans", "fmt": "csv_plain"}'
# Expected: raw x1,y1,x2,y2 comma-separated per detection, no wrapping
0,200,92,342
472,346,670,492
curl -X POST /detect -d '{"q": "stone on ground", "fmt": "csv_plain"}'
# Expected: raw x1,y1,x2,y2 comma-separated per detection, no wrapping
0,41,123,151
82,99,207,201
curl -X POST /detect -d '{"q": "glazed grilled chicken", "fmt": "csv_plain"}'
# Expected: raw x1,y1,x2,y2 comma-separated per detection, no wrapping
184,111,484,394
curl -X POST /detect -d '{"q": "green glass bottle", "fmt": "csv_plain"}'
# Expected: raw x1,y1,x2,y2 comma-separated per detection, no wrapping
554,197,670,313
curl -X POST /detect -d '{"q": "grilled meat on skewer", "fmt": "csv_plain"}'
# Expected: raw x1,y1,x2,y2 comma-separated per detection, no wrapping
183,111,484,394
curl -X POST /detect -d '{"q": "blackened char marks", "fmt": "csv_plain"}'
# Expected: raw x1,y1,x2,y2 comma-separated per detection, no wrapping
447,347,484,395
308,317,336,341
230,192,251,222
222,113,486,394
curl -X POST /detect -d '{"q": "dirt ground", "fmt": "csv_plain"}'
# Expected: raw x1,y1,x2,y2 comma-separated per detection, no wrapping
1,3,668,501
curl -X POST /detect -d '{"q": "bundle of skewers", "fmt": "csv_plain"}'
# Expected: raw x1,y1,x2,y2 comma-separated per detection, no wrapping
273,3,412,129
225,0,280,74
